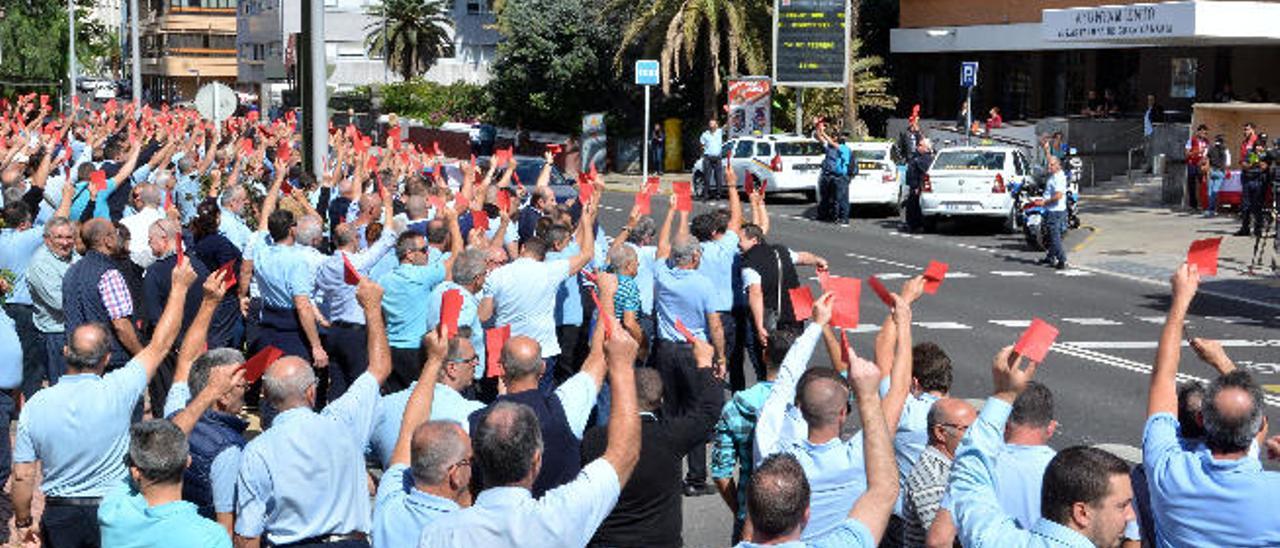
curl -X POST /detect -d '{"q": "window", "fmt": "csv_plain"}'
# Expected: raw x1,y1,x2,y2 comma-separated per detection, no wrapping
777,141,824,157
733,140,753,158
931,151,1007,171
755,142,772,157
170,0,237,8
466,0,492,14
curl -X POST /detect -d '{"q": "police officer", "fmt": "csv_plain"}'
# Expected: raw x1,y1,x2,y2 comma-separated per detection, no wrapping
11,256,199,547
904,138,934,233
1237,135,1268,237
234,279,391,547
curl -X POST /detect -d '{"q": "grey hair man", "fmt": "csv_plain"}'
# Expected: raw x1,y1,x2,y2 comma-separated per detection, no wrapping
121,182,168,268
903,398,976,546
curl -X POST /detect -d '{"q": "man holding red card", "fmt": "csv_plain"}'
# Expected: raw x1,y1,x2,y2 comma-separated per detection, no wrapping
737,222,829,386
382,218,461,394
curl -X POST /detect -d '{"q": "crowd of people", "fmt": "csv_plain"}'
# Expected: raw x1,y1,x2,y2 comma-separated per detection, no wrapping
0,93,1276,548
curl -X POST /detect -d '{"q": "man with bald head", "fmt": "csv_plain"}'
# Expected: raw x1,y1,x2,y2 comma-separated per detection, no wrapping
1142,263,1280,546
234,279,392,547
120,182,166,268
468,331,606,497
12,257,197,547
63,217,145,371
372,328,470,548
901,398,976,546
419,298,643,547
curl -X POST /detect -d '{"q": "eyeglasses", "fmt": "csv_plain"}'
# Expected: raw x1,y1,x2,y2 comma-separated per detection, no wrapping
940,423,971,433
447,355,479,367
449,457,472,471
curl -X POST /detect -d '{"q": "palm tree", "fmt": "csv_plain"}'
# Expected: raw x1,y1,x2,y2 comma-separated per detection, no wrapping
613,0,772,118
802,38,897,137
365,0,456,81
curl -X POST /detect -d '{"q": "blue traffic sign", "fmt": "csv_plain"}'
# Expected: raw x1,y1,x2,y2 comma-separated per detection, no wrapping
635,60,660,86
961,61,979,88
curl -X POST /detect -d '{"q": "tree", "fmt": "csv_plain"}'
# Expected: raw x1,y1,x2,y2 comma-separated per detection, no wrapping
0,0,113,87
613,0,771,119
364,0,456,81
806,38,897,137
488,0,617,131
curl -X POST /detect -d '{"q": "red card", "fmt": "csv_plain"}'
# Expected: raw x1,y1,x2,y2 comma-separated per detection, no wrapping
90,170,107,191
547,143,562,155
440,289,464,339
789,285,814,322
1187,237,1222,277
39,94,48,108
280,180,294,196
217,260,237,291
243,346,284,383
578,178,595,204
674,318,697,344
1014,318,1059,363
429,195,445,212
342,253,360,285
868,276,894,308
839,330,852,368
485,324,511,378
365,155,378,172
278,143,291,164
240,138,254,155
673,181,692,212
821,276,861,329
645,176,660,195
496,189,512,211
923,261,948,294
744,171,755,195
174,234,184,266
634,192,651,215
247,111,259,123
471,210,490,232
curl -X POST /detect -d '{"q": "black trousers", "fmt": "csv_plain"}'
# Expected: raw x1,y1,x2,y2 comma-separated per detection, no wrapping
41,504,100,548
652,339,708,484
325,322,369,402
725,308,750,392
387,346,423,395
1241,179,1266,235
904,187,924,230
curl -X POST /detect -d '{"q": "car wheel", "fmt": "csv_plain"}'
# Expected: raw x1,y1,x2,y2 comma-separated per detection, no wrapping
1002,208,1018,234
803,189,817,203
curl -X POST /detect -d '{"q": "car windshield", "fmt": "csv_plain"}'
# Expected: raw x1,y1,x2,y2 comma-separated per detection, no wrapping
932,151,1006,170
776,141,823,156
511,159,568,185
852,149,888,162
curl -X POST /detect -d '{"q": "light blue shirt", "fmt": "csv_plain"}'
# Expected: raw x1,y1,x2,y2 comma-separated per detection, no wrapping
0,308,20,389
754,323,867,540
1143,412,1280,547
218,207,253,253
701,128,725,157
174,172,202,224
625,243,657,315
252,243,316,309
482,257,571,358
993,443,1057,529
98,479,231,548
733,517,876,548
546,244,584,326
369,382,484,469
1044,171,1068,212
424,281,485,378
0,227,47,306
951,397,1093,548
697,230,740,312
373,464,459,548
653,260,716,342
316,236,396,325
235,372,382,543
26,246,79,333
417,459,621,548
382,261,447,348
14,359,148,497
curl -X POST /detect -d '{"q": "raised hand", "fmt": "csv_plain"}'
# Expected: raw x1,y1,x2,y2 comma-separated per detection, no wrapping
992,344,1039,402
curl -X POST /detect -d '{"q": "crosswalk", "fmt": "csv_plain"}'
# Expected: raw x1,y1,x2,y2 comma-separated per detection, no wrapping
834,314,1271,334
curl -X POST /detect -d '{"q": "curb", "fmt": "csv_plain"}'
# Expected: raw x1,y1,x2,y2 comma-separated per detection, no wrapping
1070,225,1099,253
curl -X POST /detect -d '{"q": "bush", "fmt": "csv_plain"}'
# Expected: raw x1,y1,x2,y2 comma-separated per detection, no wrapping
380,80,490,126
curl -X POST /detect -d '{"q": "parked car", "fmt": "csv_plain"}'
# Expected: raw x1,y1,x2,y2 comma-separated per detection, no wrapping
478,155,579,205
919,146,1032,233
846,141,906,214
692,135,824,200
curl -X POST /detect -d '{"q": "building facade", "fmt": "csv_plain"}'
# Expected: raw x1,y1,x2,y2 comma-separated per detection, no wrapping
889,0,1280,122
237,0,499,103
138,0,239,103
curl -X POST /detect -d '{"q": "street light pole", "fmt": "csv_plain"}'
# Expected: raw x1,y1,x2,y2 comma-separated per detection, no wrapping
67,0,76,110
130,0,141,110
301,0,328,179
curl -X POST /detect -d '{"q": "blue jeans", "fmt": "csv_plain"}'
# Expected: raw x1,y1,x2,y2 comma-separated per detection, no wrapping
703,155,725,196
4,304,44,399
1207,169,1225,213
43,331,68,385
832,174,850,223
1044,210,1067,265
0,390,13,486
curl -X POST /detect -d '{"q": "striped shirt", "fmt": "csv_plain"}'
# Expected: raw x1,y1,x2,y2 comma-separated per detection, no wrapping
903,445,952,547
613,274,641,321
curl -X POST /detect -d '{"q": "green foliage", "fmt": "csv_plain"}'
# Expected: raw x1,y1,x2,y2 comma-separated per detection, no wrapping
365,0,456,80
488,0,617,132
0,0,114,88
382,80,490,126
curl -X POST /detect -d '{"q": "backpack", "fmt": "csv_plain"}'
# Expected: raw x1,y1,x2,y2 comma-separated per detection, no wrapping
841,144,857,177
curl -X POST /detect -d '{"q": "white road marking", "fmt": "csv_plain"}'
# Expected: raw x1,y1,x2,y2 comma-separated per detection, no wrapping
990,270,1034,277
1056,269,1093,276
873,273,912,280
847,323,883,334
912,321,972,330
947,272,974,278
1052,343,1280,407
989,319,1032,328
1061,339,1280,350
1061,317,1125,326
845,253,923,271
1136,316,1167,324
1204,315,1265,326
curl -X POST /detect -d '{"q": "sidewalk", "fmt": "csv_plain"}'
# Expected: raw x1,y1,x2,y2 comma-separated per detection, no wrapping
1073,176,1280,307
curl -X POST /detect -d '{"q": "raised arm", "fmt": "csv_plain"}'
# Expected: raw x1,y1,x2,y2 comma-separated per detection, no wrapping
566,200,596,275
1150,263,1197,417
174,271,228,386
882,279,922,432
390,328,448,467
725,163,743,234
754,294,831,463
846,344,900,543
171,364,245,435
357,278,392,386
655,195,677,260
600,321,641,485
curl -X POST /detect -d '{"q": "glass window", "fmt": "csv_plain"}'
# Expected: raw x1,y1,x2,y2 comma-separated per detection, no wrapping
777,141,823,157
755,142,772,157
850,148,888,162
733,140,754,158
931,151,1007,171
467,0,491,14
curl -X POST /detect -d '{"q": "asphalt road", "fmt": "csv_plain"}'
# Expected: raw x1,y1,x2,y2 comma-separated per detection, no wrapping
592,189,1280,547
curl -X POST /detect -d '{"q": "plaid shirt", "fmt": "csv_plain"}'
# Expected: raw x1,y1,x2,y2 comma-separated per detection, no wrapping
711,381,773,525
98,269,133,320
903,445,953,547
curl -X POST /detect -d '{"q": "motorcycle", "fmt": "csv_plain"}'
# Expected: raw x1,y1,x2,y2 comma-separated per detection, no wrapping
1014,177,1050,251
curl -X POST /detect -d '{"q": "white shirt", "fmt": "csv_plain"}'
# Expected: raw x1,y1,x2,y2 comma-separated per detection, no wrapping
119,207,166,269
483,257,571,358
417,459,621,548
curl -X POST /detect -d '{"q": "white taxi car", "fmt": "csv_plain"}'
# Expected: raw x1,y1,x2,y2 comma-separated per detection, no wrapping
920,146,1031,232
692,135,824,200
847,141,905,214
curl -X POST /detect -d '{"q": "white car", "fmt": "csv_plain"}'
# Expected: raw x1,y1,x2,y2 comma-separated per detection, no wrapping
692,135,824,200
846,141,906,214
920,146,1032,232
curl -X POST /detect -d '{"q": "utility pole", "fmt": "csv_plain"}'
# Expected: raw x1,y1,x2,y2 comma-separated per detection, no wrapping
67,0,76,110
130,0,141,110
301,0,328,178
